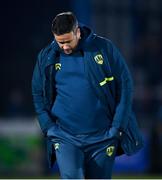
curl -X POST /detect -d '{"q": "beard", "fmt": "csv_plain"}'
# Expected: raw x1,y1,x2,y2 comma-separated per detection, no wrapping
63,48,73,54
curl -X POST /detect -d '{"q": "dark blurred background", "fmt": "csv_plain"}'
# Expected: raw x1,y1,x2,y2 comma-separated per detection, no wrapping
0,0,162,178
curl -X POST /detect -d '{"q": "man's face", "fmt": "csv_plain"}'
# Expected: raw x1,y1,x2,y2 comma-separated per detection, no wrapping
54,28,81,54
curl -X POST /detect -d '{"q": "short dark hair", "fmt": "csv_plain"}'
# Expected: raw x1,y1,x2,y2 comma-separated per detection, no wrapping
51,12,78,35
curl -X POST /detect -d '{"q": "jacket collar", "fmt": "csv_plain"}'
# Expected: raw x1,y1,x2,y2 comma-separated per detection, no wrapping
45,41,60,67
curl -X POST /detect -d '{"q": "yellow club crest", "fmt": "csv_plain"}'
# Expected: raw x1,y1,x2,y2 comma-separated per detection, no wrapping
55,63,61,70
94,54,104,64
106,146,115,157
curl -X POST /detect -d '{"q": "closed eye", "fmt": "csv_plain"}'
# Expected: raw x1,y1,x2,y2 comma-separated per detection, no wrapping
58,40,72,44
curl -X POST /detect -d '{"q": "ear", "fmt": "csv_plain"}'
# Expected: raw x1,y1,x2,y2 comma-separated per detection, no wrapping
76,27,81,39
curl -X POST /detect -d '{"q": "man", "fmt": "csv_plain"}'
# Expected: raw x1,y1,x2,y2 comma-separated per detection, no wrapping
32,11,143,179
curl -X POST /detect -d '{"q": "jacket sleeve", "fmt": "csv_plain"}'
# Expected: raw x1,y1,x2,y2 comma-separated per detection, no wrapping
32,50,55,136
108,41,134,133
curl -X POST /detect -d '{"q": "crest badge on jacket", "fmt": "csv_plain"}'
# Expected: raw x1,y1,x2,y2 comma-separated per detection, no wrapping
94,54,104,64
55,63,61,70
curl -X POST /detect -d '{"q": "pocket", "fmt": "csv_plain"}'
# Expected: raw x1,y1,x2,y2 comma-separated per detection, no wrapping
46,137,56,168
120,130,134,154
47,124,59,138
105,127,121,141
120,117,144,155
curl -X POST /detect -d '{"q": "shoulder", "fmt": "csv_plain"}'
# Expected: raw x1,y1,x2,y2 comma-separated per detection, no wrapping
37,41,58,65
38,42,53,61
93,35,114,50
93,34,111,44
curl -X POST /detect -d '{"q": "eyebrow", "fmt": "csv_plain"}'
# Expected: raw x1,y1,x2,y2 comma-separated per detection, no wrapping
57,40,73,44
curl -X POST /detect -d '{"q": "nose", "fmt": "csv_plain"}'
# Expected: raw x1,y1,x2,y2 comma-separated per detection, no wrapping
62,44,70,50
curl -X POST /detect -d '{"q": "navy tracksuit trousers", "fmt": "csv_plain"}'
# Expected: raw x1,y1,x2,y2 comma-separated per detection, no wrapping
50,126,118,179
